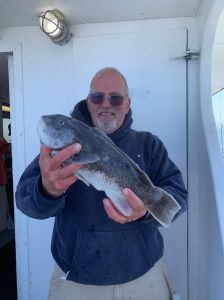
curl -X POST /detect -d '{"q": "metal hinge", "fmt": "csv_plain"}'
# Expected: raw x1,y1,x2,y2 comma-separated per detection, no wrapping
184,50,200,60
171,49,200,60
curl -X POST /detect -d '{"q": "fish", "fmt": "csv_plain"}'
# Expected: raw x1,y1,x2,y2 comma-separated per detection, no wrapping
37,114,181,227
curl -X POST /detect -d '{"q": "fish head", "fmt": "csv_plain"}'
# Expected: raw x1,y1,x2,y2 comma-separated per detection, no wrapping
37,114,81,149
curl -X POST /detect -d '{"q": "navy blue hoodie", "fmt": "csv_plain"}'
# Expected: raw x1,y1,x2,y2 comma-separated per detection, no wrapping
15,100,187,285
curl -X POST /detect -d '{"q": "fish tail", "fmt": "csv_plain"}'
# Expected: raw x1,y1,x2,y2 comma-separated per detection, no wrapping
146,187,181,227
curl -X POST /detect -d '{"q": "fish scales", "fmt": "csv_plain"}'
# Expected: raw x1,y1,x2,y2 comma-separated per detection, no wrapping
37,114,181,227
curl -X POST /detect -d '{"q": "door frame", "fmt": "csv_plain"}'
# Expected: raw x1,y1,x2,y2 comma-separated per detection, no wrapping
0,42,28,300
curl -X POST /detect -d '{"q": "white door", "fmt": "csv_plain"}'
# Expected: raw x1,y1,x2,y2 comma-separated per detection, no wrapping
72,28,187,299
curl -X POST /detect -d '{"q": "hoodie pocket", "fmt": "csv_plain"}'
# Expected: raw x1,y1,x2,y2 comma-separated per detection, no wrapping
67,228,152,285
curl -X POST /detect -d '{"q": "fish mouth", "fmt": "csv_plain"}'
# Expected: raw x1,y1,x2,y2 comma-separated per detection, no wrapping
39,140,63,151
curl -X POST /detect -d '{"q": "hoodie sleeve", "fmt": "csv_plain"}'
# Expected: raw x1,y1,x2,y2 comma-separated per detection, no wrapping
15,155,66,219
140,134,188,227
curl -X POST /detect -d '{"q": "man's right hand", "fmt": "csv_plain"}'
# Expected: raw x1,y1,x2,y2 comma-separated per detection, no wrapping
39,143,83,198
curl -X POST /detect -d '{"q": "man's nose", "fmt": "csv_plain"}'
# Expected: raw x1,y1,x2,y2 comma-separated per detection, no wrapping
101,96,111,107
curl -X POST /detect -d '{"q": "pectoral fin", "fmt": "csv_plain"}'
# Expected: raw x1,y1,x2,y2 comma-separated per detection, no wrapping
70,152,99,164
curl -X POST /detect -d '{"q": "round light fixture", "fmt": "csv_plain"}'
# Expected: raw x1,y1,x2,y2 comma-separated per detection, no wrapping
39,9,72,45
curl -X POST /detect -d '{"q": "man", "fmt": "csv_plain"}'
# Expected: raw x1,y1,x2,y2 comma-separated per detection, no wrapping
16,67,187,300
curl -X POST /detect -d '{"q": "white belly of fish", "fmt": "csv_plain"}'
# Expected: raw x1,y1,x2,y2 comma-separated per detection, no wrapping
76,168,133,217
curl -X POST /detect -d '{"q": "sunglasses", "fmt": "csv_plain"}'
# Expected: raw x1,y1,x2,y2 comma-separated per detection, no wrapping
88,92,127,106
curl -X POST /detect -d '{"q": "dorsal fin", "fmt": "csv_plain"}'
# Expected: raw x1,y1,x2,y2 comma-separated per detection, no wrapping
91,126,153,187
91,127,116,145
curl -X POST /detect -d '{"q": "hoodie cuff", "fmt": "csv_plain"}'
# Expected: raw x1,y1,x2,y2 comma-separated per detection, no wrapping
136,210,161,226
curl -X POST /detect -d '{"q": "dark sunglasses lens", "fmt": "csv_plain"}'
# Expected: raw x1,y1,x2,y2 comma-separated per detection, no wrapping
89,93,104,104
110,95,124,106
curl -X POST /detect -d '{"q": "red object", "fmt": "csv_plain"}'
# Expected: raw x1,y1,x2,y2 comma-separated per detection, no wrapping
0,139,10,185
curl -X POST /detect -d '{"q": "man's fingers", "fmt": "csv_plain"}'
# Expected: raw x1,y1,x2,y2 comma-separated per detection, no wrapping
103,199,127,224
103,195,147,224
50,174,77,193
58,162,83,178
123,188,145,211
40,144,52,159
51,143,82,169
40,143,82,169
39,143,83,197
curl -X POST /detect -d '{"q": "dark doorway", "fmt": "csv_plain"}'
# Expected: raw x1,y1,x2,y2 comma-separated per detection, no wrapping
0,52,17,300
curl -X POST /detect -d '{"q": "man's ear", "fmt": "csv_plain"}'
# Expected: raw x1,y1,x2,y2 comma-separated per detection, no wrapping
86,96,90,108
126,97,131,113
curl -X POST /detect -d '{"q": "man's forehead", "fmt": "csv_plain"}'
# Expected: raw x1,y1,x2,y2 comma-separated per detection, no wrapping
91,71,125,89
93,70,122,81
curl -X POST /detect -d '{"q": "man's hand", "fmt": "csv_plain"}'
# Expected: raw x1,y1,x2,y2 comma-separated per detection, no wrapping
103,188,147,223
39,143,83,198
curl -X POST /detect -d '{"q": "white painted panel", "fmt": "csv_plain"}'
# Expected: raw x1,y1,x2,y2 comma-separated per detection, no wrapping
73,29,187,299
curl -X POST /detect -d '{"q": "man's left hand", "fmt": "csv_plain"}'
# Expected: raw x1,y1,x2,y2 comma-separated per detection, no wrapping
103,188,147,224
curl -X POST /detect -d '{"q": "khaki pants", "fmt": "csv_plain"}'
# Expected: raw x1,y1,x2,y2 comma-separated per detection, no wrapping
48,259,173,300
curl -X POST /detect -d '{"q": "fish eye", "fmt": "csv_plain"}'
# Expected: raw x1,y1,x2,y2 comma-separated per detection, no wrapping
59,120,65,125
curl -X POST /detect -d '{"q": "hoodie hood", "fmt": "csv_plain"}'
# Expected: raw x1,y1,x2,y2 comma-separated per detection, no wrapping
71,99,133,142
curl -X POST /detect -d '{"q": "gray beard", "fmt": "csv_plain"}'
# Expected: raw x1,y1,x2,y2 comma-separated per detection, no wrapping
97,119,117,133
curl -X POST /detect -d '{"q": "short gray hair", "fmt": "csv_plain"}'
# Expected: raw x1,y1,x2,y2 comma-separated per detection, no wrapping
89,67,129,96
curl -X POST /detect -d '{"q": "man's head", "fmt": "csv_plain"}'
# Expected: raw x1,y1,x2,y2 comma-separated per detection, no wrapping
86,67,130,134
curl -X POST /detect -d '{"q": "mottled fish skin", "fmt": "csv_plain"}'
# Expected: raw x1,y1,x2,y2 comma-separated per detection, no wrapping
37,114,181,227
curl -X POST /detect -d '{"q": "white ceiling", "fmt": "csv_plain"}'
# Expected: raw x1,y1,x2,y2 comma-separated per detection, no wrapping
0,0,202,28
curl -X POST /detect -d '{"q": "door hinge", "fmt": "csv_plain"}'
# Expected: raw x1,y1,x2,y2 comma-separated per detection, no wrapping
184,50,200,60
171,49,200,60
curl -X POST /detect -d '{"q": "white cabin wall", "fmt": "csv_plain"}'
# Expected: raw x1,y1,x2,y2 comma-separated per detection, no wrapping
1,17,199,300
196,0,224,299
187,2,212,296
197,0,215,41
